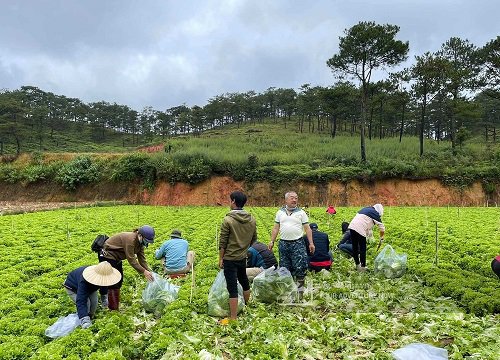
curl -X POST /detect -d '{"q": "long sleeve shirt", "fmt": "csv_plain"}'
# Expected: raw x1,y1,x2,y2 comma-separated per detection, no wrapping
64,266,99,319
102,232,150,273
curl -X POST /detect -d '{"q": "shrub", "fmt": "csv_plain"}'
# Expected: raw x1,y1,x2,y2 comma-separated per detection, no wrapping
0,164,22,183
110,153,156,188
22,162,62,183
56,156,100,190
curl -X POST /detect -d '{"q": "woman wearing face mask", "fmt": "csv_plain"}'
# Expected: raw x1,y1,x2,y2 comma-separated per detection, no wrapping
98,225,155,310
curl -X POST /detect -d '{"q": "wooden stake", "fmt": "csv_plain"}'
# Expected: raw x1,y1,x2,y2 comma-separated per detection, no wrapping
434,221,439,266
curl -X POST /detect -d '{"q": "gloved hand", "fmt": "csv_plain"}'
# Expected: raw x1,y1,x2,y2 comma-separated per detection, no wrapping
80,316,92,329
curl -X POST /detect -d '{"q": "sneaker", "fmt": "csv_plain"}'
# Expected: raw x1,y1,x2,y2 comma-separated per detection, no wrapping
219,318,236,325
358,266,367,272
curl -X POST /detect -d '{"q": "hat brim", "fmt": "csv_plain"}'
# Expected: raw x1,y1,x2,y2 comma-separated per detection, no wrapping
82,265,121,287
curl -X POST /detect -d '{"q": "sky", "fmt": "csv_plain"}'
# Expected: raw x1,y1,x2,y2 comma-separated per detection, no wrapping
0,0,498,111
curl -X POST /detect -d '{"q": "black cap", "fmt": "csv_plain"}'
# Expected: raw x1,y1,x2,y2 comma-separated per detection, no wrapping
309,223,318,230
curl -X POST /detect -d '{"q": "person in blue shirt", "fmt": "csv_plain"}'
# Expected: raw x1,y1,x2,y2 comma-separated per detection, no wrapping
246,241,278,281
63,261,121,329
155,229,195,275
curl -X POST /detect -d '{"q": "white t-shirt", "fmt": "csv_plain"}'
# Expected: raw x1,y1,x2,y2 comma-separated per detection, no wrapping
275,207,309,241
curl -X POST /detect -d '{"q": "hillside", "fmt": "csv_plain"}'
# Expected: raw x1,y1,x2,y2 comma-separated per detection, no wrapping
1,120,499,202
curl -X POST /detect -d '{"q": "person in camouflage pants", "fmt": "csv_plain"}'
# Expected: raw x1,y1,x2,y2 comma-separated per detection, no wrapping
268,191,315,295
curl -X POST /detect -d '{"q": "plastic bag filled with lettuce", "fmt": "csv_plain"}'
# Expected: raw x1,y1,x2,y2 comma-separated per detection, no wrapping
142,273,180,316
252,266,298,303
207,270,244,317
374,245,407,279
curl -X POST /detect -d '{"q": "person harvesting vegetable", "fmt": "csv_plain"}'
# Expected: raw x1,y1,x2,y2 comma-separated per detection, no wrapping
246,241,278,281
63,261,121,329
304,223,332,272
268,191,314,296
219,191,257,321
337,221,353,257
492,255,500,279
155,229,195,275
348,204,385,272
98,225,155,310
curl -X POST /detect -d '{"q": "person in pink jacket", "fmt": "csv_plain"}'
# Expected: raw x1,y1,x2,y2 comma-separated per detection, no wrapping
347,204,385,272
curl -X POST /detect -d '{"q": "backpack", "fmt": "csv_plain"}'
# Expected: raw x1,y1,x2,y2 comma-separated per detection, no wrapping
91,234,109,253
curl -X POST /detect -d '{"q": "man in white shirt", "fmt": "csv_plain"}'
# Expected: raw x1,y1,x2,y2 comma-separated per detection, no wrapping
268,191,314,293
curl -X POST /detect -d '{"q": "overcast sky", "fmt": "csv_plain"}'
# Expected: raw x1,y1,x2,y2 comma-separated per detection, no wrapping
1,0,498,111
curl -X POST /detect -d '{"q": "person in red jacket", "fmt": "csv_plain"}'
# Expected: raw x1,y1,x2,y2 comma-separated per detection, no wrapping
492,255,500,279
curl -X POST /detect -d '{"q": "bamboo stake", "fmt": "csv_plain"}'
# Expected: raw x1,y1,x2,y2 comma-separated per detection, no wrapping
434,221,439,266
189,264,195,303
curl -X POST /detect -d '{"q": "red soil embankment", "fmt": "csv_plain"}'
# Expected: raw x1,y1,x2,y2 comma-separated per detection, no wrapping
0,177,497,207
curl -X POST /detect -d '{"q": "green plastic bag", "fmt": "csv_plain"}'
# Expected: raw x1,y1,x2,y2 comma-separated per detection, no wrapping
207,270,244,317
252,266,297,303
374,245,407,279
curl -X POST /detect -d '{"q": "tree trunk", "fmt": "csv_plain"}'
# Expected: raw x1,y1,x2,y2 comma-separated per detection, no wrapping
399,103,405,143
360,92,367,162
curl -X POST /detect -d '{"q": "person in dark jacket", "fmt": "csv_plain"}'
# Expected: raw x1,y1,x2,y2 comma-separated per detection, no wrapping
219,191,257,321
303,223,332,272
337,221,353,257
63,261,121,329
492,255,500,279
246,241,278,281
98,225,155,310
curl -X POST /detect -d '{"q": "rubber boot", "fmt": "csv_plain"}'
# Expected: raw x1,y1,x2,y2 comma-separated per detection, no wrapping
108,288,120,311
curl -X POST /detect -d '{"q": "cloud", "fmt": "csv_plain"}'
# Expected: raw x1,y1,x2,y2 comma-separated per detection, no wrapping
0,0,499,110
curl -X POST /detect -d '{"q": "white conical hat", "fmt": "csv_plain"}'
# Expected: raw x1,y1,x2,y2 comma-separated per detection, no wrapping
82,261,121,286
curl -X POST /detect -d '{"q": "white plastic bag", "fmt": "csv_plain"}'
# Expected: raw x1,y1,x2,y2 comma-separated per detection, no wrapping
207,270,244,317
252,266,297,303
393,343,448,360
142,272,180,316
374,244,407,279
45,313,80,338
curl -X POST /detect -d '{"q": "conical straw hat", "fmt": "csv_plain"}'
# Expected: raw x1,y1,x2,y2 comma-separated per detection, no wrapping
82,261,121,286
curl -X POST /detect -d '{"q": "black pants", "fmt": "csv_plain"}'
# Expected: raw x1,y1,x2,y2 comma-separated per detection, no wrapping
98,252,123,295
350,229,367,267
492,259,500,279
223,258,250,298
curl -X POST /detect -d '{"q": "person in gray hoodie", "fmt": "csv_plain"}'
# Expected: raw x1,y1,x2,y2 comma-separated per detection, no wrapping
219,191,257,320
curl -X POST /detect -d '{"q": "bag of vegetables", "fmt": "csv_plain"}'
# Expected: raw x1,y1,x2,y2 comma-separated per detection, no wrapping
374,245,407,279
207,270,244,317
252,266,297,303
142,273,180,316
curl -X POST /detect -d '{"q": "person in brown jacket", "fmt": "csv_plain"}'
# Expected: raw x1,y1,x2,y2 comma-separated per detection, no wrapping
219,191,257,321
98,225,155,310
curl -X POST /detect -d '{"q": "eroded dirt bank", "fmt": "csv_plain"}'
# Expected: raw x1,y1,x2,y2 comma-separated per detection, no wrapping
1,177,498,207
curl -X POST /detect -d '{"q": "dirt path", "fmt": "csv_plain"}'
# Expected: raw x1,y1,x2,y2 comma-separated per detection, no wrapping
0,201,106,215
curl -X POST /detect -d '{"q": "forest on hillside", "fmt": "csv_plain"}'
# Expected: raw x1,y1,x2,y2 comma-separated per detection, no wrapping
0,22,499,158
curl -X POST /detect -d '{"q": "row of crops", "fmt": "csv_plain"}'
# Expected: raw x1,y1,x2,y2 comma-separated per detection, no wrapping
0,205,499,359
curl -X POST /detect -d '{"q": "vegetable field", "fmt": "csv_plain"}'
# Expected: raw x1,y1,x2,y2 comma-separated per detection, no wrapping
0,205,499,359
